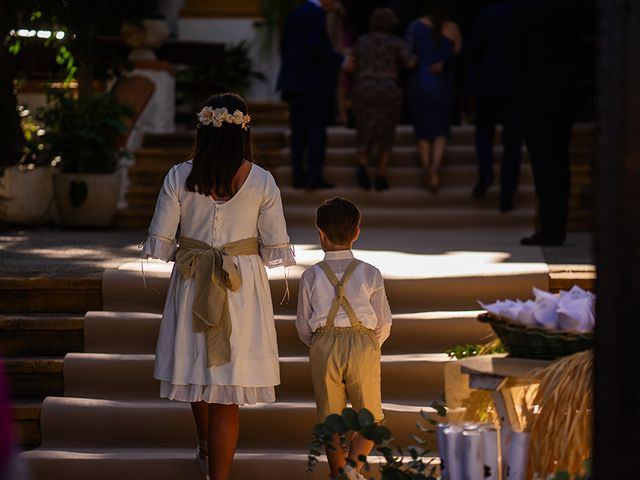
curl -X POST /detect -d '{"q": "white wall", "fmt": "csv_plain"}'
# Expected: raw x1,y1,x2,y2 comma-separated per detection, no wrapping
177,18,280,101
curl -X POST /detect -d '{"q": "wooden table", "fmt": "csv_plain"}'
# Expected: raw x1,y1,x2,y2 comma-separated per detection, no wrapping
455,355,551,431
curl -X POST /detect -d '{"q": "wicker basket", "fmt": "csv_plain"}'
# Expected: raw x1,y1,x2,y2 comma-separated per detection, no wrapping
478,312,593,360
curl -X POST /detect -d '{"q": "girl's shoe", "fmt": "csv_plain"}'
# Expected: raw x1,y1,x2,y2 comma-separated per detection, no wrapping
355,164,372,190
196,444,209,477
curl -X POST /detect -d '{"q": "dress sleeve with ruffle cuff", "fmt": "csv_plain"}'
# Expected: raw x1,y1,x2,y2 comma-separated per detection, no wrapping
139,234,178,262
260,243,296,268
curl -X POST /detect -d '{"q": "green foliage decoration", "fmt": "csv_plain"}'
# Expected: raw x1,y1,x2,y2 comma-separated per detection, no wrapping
308,404,446,480
39,90,132,174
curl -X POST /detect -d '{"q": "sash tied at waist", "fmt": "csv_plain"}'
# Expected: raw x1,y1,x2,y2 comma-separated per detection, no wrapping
175,236,259,368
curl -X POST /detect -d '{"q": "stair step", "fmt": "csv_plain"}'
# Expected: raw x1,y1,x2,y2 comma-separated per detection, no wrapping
273,164,535,189
265,145,527,168
83,311,492,356
4,357,64,400
102,254,548,314
37,397,439,449
115,205,537,230
63,352,450,402
0,278,102,314
0,314,84,356
285,205,535,229
12,400,42,449
21,447,439,480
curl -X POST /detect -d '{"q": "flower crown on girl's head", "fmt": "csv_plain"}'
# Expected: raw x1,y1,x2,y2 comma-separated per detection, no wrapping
197,106,251,130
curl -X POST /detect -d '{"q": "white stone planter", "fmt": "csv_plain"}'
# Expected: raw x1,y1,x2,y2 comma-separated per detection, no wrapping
0,165,54,225
53,172,122,227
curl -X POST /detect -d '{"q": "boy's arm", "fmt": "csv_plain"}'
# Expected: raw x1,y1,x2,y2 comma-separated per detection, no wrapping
371,271,393,346
295,272,314,347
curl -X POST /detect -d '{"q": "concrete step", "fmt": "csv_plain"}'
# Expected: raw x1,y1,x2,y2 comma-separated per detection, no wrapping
4,357,64,400
263,145,528,169
83,311,492,356
0,278,102,314
63,352,450,402
21,447,439,480
37,397,439,450
125,185,536,212
115,204,536,231
11,400,41,449
285,205,535,230
272,164,535,189
0,314,84,356
102,253,548,314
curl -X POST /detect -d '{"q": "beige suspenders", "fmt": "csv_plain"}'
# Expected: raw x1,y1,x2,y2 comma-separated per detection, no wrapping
316,259,362,328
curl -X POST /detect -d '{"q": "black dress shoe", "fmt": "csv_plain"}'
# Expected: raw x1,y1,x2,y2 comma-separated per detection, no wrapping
472,178,493,198
374,175,389,191
499,194,514,213
355,164,371,190
307,179,335,190
520,232,565,246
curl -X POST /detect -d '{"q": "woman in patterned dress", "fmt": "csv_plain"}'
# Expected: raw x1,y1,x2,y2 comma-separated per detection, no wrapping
350,8,416,191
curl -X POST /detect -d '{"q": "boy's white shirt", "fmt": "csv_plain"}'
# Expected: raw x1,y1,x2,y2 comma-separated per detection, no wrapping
295,250,393,347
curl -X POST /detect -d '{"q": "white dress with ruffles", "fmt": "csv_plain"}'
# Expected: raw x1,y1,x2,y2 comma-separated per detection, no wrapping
140,161,295,405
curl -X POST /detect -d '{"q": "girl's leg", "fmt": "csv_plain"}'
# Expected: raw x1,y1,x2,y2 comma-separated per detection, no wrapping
348,432,375,472
208,403,240,480
326,433,347,478
417,140,432,189
191,401,209,462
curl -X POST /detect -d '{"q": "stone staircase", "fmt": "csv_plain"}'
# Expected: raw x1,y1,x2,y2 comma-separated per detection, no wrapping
17,220,556,479
116,124,542,230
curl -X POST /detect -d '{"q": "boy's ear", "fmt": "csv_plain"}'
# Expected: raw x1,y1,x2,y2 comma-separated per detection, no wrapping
317,227,326,242
353,226,361,243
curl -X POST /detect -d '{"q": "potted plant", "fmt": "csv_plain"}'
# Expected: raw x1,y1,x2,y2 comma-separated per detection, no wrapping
0,107,56,225
40,90,131,227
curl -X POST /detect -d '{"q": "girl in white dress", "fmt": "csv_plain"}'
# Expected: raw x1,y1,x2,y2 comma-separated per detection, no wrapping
140,93,295,480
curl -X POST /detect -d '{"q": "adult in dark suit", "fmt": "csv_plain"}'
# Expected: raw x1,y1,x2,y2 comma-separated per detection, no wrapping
277,0,346,189
513,0,579,246
468,0,522,212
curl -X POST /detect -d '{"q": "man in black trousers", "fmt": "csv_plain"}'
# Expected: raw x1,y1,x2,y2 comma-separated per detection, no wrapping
277,0,346,190
468,0,522,212
513,0,579,246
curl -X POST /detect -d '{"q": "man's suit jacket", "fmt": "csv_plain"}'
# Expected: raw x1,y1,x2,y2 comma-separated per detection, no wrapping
277,2,344,99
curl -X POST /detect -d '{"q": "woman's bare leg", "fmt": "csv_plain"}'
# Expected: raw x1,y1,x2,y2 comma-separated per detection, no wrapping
208,403,240,480
377,148,391,178
430,136,448,190
418,140,432,188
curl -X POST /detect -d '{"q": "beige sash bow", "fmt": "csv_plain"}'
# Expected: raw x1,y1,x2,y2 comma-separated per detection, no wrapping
175,236,259,368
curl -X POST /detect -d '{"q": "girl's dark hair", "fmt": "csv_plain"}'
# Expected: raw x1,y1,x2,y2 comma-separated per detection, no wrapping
185,93,253,198
315,197,361,245
423,0,450,47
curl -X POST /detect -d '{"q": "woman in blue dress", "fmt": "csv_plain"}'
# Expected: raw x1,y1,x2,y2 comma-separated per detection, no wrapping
406,0,462,191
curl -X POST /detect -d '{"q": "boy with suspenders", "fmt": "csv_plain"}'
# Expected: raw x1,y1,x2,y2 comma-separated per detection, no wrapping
296,198,392,480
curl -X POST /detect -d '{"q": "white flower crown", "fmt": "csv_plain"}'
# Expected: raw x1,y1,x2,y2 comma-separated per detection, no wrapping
197,106,251,130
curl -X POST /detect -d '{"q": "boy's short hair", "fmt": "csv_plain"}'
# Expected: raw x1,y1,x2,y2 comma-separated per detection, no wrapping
315,197,361,245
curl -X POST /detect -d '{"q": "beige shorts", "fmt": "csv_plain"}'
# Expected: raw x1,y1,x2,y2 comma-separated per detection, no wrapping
309,325,384,423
